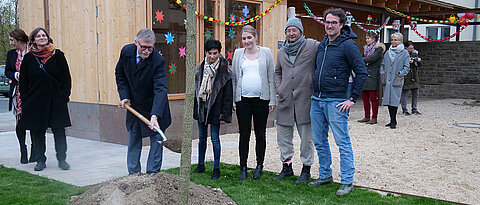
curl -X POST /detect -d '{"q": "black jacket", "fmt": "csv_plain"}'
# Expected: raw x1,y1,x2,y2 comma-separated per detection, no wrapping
193,56,233,125
115,44,172,137
19,50,72,130
313,26,368,101
5,49,18,111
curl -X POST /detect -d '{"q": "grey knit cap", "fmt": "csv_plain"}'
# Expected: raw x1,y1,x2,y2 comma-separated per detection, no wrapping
285,17,304,33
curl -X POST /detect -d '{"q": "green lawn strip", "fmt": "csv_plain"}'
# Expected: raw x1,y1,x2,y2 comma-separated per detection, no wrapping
0,165,89,205
164,162,450,205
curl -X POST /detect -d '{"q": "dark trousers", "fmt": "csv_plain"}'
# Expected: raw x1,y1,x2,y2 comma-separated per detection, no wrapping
387,106,398,125
31,128,67,163
236,97,269,167
16,123,27,151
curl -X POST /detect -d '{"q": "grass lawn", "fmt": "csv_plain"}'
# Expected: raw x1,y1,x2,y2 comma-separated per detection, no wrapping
164,162,450,205
0,163,450,205
0,165,89,205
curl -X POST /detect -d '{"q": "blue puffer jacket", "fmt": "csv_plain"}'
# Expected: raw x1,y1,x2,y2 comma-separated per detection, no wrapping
313,26,368,101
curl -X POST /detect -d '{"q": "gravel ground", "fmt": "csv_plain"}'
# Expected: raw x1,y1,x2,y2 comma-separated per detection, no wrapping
193,98,480,204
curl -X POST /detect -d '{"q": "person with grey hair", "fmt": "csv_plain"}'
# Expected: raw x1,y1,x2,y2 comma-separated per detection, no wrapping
115,28,171,174
273,17,319,183
380,32,410,129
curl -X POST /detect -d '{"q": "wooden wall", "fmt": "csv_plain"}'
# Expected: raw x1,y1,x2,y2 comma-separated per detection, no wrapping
18,0,45,32
261,0,288,64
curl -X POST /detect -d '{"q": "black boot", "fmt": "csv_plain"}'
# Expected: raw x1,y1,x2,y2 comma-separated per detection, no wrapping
273,163,294,180
239,166,247,180
253,164,263,180
295,165,311,183
211,168,220,180
28,145,37,163
20,146,28,164
193,164,205,173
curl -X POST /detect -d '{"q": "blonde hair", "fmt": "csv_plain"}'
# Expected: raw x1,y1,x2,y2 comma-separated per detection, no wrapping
242,25,257,37
391,32,403,42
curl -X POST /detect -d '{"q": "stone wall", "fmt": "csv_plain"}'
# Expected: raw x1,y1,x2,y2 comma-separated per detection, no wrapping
413,41,480,99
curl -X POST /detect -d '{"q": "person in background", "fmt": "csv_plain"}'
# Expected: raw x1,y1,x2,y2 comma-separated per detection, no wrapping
273,17,318,183
401,40,422,116
192,39,233,180
4,28,36,164
115,28,171,175
307,8,367,197
232,25,276,180
380,33,410,129
358,31,385,125
19,27,72,171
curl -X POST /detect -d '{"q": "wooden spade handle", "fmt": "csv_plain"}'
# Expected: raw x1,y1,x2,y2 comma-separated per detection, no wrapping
124,104,167,142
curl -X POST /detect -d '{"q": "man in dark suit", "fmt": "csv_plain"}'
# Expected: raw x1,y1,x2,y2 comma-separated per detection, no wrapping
115,28,171,174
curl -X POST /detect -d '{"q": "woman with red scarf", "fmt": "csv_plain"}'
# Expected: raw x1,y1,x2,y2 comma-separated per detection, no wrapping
19,27,72,171
5,29,36,164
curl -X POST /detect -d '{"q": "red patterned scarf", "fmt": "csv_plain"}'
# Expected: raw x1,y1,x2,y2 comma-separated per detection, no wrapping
30,43,55,64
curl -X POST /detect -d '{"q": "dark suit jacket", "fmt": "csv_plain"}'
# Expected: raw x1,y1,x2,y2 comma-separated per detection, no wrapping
115,44,171,137
19,50,72,130
5,49,18,111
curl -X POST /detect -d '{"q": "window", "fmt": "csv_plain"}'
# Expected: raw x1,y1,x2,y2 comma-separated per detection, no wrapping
386,28,409,43
427,26,450,40
152,0,186,94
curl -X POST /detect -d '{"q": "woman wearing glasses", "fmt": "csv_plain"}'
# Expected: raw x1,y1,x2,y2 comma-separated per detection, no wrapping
19,27,72,171
380,33,410,129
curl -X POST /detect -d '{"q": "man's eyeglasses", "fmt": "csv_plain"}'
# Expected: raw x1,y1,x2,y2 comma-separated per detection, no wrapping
137,41,154,51
286,28,299,33
390,39,400,41
325,21,339,26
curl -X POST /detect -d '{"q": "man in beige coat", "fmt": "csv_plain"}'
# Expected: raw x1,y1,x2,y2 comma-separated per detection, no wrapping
273,17,319,183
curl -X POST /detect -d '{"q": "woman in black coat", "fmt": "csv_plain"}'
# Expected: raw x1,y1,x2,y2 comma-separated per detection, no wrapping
5,28,35,164
192,39,233,180
19,27,72,171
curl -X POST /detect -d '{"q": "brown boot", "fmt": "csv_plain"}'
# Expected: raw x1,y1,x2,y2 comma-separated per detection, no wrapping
357,118,370,123
366,119,377,124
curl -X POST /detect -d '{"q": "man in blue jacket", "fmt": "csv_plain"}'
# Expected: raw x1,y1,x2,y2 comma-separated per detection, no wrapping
115,28,172,175
307,8,367,197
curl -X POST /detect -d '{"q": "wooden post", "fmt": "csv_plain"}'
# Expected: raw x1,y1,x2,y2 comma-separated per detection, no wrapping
178,0,196,203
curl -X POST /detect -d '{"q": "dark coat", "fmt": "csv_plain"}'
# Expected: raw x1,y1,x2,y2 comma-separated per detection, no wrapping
19,50,72,130
115,44,171,137
313,26,368,101
362,43,385,91
4,49,18,111
403,50,421,90
193,56,233,125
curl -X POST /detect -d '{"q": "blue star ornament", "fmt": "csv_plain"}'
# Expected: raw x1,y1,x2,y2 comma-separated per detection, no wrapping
165,32,175,44
228,29,235,39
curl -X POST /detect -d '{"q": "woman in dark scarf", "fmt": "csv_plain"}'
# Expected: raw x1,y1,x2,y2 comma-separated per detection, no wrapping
19,27,72,171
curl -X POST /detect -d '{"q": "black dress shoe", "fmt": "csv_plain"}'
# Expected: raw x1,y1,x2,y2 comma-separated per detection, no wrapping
239,166,247,180
211,168,220,180
34,162,46,171
253,165,263,180
58,160,70,170
273,163,293,180
193,164,205,173
385,123,392,127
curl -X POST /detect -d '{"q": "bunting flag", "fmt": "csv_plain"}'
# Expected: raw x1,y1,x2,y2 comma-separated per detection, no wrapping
345,11,390,33
385,7,478,24
175,0,283,26
408,19,469,42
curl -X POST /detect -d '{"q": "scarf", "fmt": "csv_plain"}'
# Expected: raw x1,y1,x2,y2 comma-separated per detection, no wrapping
282,35,305,56
199,57,220,102
13,46,28,118
363,42,376,57
388,43,404,62
30,43,55,64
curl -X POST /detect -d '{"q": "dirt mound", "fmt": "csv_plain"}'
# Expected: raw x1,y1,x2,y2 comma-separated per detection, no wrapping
70,172,236,205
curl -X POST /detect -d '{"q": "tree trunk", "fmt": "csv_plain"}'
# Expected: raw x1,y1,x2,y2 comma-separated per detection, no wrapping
177,0,196,204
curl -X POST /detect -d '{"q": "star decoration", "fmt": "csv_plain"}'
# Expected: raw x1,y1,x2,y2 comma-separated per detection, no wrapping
229,14,236,22
239,17,245,22
228,29,235,39
155,10,164,23
178,46,186,58
204,30,212,39
169,63,177,74
184,19,187,25
243,6,250,18
165,32,175,44
227,51,233,60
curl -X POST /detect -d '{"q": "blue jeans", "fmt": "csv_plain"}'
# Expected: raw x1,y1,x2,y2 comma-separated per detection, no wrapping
197,122,221,169
310,99,355,184
127,119,163,174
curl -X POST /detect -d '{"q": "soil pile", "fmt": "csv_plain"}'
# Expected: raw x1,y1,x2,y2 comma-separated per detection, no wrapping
70,172,236,205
